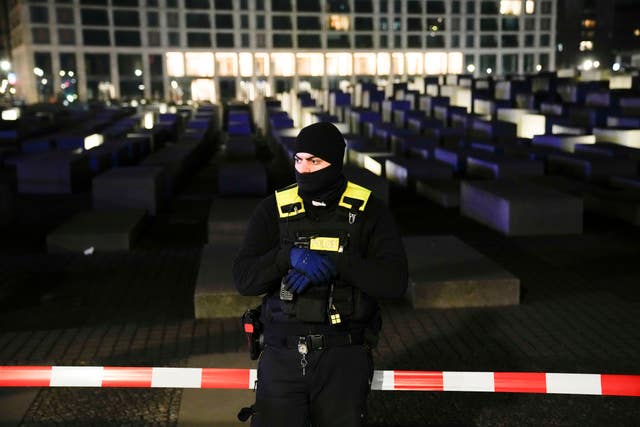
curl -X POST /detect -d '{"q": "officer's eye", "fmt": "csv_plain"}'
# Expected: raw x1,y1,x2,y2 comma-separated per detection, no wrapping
311,159,320,165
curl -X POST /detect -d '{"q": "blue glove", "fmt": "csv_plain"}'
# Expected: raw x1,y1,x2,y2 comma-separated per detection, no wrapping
289,247,337,284
283,269,313,294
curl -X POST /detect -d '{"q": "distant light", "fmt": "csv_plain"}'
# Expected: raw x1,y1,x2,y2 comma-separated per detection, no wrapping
536,64,542,72
41,78,48,85
466,64,476,73
583,59,593,70
7,72,16,84
612,62,621,71
9,87,16,94
1,108,20,121
634,28,640,37
59,70,66,77
486,68,493,75
33,67,44,77
557,43,564,52
68,71,74,77
131,100,139,107
171,80,178,89
144,112,154,129
593,60,600,69
84,133,104,150
0,60,10,71
66,94,74,102
138,84,145,90
134,69,143,77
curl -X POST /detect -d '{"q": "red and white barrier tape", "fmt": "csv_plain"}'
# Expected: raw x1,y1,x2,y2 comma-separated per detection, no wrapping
0,367,638,396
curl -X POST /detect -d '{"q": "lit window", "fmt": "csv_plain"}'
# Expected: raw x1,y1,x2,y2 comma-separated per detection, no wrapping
425,52,448,75
525,0,535,14
185,52,214,77
579,40,593,51
392,53,404,75
500,0,522,15
215,53,238,76
326,53,352,76
353,53,376,75
582,19,596,29
377,53,390,75
296,53,324,76
166,52,185,77
406,53,424,75
239,52,253,77
271,53,295,76
328,15,349,31
448,52,464,75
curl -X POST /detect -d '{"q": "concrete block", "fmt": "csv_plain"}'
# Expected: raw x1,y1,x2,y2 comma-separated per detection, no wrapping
404,235,519,308
416,179,460,208
208,197,261,244
93,167,166,215
217,162,268,197
532,134,596,153
385,157,453,187
47,209,146,252
547,153,637,182
194,243,262,319
593,128,640,149
461,180,583,236
13,150,91,194
584,189,640,226
466,156,544,180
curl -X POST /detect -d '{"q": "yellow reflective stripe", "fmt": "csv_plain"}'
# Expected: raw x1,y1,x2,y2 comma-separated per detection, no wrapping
309,237,341,252
338,181,371,211
275,185,305,218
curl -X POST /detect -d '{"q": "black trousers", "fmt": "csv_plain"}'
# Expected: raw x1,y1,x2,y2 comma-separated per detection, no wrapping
251,344,373,427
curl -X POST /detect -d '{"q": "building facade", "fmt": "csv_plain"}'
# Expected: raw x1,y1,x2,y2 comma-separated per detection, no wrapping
9,0,556,104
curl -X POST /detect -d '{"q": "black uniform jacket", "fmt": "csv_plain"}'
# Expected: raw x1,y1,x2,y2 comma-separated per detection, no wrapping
232,191,408,301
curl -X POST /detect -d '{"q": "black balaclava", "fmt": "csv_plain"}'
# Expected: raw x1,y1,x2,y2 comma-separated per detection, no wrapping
294,122,347,204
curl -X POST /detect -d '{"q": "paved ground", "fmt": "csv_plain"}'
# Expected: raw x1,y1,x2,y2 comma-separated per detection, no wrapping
1,151,639,426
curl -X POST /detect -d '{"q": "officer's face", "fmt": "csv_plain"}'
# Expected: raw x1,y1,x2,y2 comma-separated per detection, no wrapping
294,152,331,174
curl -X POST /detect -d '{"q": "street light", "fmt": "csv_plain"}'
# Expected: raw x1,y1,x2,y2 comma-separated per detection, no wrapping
0,60,10,72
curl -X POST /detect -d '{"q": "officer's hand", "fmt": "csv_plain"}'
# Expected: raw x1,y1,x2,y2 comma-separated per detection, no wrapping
289,247,337,284
283,269,312,294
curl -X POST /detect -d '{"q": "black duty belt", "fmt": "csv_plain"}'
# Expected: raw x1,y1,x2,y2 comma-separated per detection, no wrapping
269,333,364,351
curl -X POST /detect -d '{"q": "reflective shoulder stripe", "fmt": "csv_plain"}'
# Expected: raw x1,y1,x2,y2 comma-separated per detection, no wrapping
339,181,371,212
274,184,305,218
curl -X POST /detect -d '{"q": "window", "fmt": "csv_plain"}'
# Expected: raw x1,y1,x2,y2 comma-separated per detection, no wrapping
466,18,475,30
407,18,421,31
481,1,499,14
407,35,422,48
427,1,445,13
58,28,75,44
297,16,321,30
355,0,373,13
451,17,460,31
407,1,421,14
327,0,350,13
80,0,107,4
480,18,497,31
524,34,535,46
466,1,475,14
83,29,110,45
452,1,461,14
240,15,249,29
215,14,234,29
380,17,388,30
523,53,534,72
541,1,552,14
272,16,292,30
187,32,211,47
451,34,460,47
479,54,496,74
115,30,141,46
56,8,74,24
273,33,293,47
327,34,350,48
112,0,138,5
355,17,373,31
241,33,250,47
427,17,445,31
186,13,210,28
256,33,266,48
426,34,445,47
297,0,321,12
272,0,291,11
392,18,401,31
32,28,50,44
30,6,49,23
217,33,234,47
148,31,161,46
540,34,550,46
81,9,109,26
256,15,265,29
147,0,158,6
525,17,535,30
540,18,551,31
480,35,498,47
186,0,210,8
113,10,140,26
355,35,373,48
502,54,518,74
502,17,518,31
298,34,321,48
85,54,109,77
167,12,179,28
215,0,232,8
147,12,159,27
166,0,177,7
502,34,518,47
329,15,350,31
394,0,401,13
466,34,474,47
168,32,180,46
379,35,388,48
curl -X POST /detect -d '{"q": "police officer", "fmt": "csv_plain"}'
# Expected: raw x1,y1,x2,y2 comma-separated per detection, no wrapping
233,121,408,426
